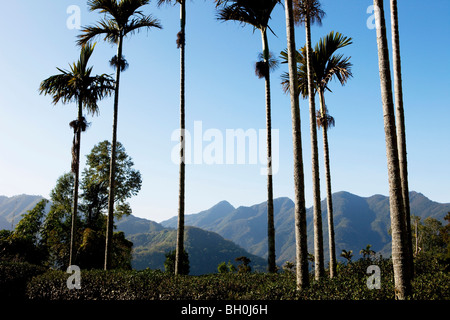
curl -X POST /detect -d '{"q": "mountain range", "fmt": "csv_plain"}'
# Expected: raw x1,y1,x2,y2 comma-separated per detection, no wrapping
161,191,449,266
0,194,49,230
1,191,448,274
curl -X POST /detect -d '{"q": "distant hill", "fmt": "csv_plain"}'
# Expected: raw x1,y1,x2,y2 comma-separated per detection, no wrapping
162,191,450,265
116,215,266,275
0,194,265,275
0,194,47,230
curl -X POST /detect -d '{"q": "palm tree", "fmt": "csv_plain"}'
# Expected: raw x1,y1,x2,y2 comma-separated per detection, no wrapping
373,0,411,299
360,244,376,260
281,31,353,278
77,0,162,270
293,0,326,280
157,0,187,276
282,0,309,289
216,0,281,273
340,249,353,264
39,43,115,267
390,0,413,278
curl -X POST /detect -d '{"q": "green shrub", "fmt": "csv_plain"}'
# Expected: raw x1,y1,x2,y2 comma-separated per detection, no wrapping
22,257,450,300
0,262,46,299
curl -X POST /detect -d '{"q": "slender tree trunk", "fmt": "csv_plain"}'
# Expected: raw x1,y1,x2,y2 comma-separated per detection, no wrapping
305,16,324,280
69,100,83,267
104,34,123,271
414,219,419,256
261,28,276,273
373,0,411,299
318,89,336,278
175,0,186,276
284,0,309,289
390,0,413,279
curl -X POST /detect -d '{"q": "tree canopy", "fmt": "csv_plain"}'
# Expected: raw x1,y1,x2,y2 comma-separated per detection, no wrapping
0,141,141,270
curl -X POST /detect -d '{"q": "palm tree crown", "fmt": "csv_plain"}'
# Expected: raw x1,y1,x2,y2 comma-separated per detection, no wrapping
216,0,280,32
281,31,353,99
39,43,115,115
293,0,325,26
77,0,162,47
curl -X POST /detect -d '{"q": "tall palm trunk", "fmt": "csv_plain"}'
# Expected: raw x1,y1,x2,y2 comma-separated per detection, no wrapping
318,89,336,278
104,33,123,270
373,0,411,299
175,0,186,276
69,99,83,267
390,0,413,278
305,15,324,280
261,28,276,273
284,0,309,289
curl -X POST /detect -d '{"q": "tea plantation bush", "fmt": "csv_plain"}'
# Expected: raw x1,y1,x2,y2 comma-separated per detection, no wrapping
3,258,448,300
0,262,46,299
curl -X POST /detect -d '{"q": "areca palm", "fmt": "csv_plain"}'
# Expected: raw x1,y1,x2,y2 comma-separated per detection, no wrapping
293,0,326,280
360,244,376,260
282,0,309,289
157,0,187,276
340,249,353,263
39,43,115,267
281,31,353,278
77,0,162,270
390,0,413,278
373,0,410,299
216,0,281,273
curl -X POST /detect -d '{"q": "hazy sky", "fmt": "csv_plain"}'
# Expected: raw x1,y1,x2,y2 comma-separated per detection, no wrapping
0,0,449,223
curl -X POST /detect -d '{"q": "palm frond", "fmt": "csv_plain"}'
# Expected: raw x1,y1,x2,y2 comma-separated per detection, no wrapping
124,15,162,36
322,54,352,87
39,44,115,115
77,19,120,46
293,0,325,26
39,72,77,105
216,0,281,31
88,0,119,16
280,31,352,98
217,3,260,29
279,48,311,98
119,0,151,21
80,1,160,46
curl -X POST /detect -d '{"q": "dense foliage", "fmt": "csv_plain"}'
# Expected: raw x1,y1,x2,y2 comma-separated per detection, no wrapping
0,141,140,270
0,262,46,299
20,257,449,300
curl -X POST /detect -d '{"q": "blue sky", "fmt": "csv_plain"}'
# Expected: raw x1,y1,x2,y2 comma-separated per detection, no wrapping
0,0,449,222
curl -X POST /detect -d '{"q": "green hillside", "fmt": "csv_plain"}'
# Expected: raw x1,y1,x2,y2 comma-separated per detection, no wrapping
126,225,266,275
161,191,450,265
0,195,47,230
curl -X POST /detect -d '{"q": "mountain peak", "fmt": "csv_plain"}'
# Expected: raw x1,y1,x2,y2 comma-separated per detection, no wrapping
211,200,235,211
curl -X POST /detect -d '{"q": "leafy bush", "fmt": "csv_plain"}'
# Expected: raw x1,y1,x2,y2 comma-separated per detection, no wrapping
21,258,450,300
0,262,46,299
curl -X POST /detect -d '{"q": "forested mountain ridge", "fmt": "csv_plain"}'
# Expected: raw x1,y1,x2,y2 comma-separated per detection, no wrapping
1,191,448,273
162,191,450,264
0,194,47,230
